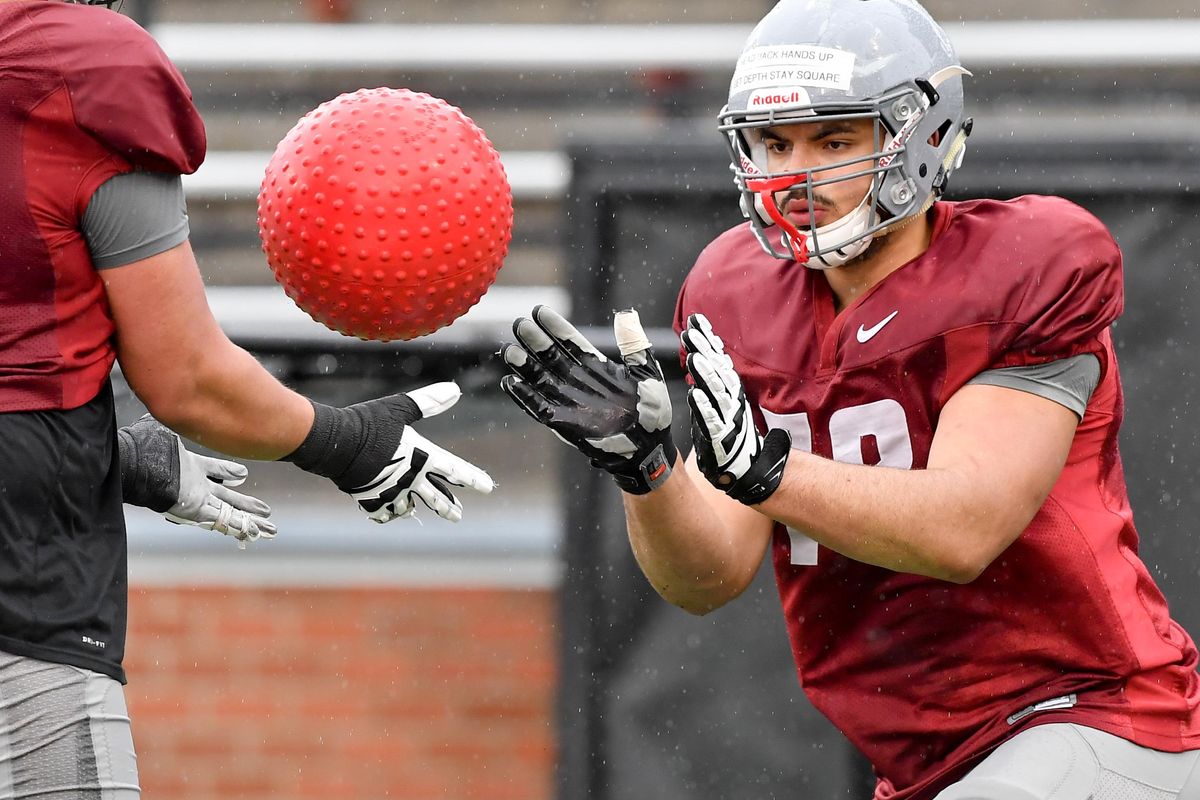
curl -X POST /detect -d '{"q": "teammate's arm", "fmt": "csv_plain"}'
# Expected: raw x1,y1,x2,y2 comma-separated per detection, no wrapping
80,170,308,456
103,239,314,458
103,240,493,523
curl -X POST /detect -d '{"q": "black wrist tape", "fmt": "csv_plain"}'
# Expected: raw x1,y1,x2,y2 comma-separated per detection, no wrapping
282,396,418,491
281,401,364,488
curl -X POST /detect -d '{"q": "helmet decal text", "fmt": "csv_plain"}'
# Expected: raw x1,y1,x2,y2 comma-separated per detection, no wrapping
731,45,856,93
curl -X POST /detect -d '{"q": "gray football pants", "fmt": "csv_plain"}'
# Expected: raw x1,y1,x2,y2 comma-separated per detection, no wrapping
0,651,139,799
936,723,1200,800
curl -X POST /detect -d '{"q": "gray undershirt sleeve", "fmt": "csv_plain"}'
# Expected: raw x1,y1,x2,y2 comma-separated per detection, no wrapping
82,170,190,269
966,354,1101,419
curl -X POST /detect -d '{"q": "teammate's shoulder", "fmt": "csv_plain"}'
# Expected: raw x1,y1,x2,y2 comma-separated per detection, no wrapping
36,5,206,174
32,3,162,65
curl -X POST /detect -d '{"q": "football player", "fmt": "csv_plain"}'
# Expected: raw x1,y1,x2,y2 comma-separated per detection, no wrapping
500,0,1200,796
0,0,493,794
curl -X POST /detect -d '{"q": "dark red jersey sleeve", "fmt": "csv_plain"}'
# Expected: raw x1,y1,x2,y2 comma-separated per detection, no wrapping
994,196,1124,368
38,6,206,174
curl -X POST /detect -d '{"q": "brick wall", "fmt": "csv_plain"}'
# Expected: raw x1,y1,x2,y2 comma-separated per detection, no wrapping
125,585,556,800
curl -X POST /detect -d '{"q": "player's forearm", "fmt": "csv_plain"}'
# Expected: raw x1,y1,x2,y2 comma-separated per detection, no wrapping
623,460,768,615
759,451,1032,583
138,337,313,460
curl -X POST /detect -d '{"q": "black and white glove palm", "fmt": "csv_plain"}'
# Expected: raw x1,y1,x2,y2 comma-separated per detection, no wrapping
118,416,276,549
283,382,495,523
682,314,791,506
499,305,676,495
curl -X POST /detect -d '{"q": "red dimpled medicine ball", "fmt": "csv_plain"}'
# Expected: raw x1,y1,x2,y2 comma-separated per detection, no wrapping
257,87,514,341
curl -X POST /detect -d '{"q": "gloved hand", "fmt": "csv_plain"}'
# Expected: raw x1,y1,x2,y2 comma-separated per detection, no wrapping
117,416,276,549
283,382,494,523
682,313,791,505
499,305,676,495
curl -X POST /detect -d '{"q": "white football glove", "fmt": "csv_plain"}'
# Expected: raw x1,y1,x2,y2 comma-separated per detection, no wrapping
346,383,496,523
284,382,495,524
118,416,276,549
682,314,791,505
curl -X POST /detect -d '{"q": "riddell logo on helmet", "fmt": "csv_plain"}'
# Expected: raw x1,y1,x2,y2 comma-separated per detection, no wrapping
739,154,761,175
748,87,811,108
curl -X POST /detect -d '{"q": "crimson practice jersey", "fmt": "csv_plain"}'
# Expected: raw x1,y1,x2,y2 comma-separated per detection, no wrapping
674,196,1200,799
0,1,205,412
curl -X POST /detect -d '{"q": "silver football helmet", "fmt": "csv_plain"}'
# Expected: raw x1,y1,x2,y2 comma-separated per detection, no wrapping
720,0,973,267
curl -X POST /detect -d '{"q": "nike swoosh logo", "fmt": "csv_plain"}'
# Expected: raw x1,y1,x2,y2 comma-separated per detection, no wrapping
856,310,899,343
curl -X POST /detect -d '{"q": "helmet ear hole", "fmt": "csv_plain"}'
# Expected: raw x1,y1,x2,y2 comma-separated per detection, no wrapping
929,119,953,147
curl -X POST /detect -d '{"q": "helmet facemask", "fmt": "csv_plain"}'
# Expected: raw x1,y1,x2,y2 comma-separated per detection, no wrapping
721,73,966,269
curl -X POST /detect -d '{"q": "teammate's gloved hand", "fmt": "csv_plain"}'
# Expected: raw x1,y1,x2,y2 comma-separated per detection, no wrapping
682,313,791,505
117,416,276,549
499,305,676,495
283,382,495,523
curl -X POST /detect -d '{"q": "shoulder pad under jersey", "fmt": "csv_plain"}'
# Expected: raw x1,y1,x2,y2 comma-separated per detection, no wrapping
959,195,1124,360
40,5,206,173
